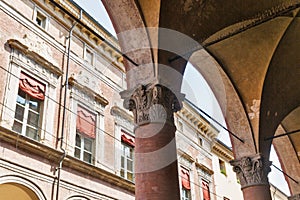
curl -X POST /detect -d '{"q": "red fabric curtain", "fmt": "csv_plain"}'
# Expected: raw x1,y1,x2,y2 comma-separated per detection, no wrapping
121,130,135,147
76,106,96,139
202,180,210,200
19,72,45,100
181,167,191,190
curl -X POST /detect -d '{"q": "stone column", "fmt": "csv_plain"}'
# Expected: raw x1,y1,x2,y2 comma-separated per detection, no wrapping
121,83,184,200
230,154,272,200
289,194,300,200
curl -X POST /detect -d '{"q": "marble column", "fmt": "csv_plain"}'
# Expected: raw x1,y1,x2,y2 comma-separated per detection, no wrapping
230,154,272,200
121,83,183,200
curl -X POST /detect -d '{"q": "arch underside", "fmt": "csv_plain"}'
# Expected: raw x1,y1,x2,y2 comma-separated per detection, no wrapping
103,0,300,194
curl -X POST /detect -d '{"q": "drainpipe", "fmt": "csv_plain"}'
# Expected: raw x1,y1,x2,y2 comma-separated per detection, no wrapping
56,10,81,200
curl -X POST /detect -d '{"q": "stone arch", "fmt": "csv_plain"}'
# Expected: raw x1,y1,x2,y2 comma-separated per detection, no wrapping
0,175,46,200
66,195,91,200
189,49,257,159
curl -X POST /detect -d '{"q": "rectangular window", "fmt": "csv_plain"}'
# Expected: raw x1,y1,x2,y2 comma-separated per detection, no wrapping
35,10,47,29
202,180,210,200
12,72,45,140
219,159,227,176
75,105,96,164
120,130,134,182
181,167,191,200
85,48,94,65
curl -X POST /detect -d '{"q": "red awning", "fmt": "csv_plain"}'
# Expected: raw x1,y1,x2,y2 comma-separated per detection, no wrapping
121,130,135,147
181,167,191,190
19,72,45,100
76,106,96,139
202,180,210,200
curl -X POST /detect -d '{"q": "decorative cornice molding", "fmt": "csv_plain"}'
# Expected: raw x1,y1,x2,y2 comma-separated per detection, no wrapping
121,84,184,126
68,76,109,106
212,141,234,161
0,126,134,192
230,154,272,189
110,106,133,123
196,162,214,176
7,39,62,76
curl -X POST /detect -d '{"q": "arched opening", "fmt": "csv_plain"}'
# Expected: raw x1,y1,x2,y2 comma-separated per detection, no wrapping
0,183,40,200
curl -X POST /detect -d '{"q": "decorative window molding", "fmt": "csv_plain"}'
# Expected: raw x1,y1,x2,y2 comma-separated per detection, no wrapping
33,7,49,30
68,76,108,108
7,39,61,77
180,166,191,200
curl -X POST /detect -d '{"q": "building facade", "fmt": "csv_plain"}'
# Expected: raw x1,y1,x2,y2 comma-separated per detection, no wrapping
0,0,290,200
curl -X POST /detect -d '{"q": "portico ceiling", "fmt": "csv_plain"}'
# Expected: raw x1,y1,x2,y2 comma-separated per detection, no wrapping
103,0,300,194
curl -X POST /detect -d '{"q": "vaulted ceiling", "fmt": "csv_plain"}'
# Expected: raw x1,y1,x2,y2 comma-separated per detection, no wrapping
103,0,300,194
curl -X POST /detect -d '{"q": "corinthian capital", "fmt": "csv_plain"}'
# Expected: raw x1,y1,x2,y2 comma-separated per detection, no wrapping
120,84,184,125
230,154,272,189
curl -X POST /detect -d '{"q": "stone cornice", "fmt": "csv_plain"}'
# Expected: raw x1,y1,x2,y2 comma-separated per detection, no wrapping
110,106,133,123
68,76,109,106
7,39,62,76
177,149,195,163
212,140,234,161
195,162,214,175
178,101,219,139
0,126,134,192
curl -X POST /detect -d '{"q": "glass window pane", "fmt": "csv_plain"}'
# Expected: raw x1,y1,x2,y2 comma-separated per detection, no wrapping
14,105,25,121
29,99,40,111
12,121,22,133
26,126,38,140
74,148,80,159
16,92,26,105
83,152,92,163
127,172,133,181
121,156,124,168
84,139,92,152
75,134,81,147
120,169,124,177
127,160,133,171
27,111,39,127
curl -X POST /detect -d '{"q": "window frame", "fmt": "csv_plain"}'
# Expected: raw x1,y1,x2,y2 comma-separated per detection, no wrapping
180,166,192,200
84,46,94,66
33,7,49,30
74,132,95,164
120,141,134,182
12,89,43,140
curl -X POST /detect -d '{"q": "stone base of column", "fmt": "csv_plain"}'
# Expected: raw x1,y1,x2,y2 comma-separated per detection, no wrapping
289,194,300,200
135,122,180,200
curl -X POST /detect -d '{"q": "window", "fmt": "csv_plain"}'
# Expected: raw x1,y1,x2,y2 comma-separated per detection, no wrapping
12,72,45,140
219,159,227,176
180,167,191,200
74,105,96,164
35,10,47,29
85,48,94,65
198,137,203,146
120,131,134,182
202,180,210,200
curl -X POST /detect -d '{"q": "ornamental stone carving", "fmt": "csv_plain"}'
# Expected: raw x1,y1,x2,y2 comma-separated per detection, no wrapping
289,194,300,200
230,154,272,189
121,84,184,125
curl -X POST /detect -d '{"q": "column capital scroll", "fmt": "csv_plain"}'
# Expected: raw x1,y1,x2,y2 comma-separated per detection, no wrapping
230,154,272,189
120,83,185,126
